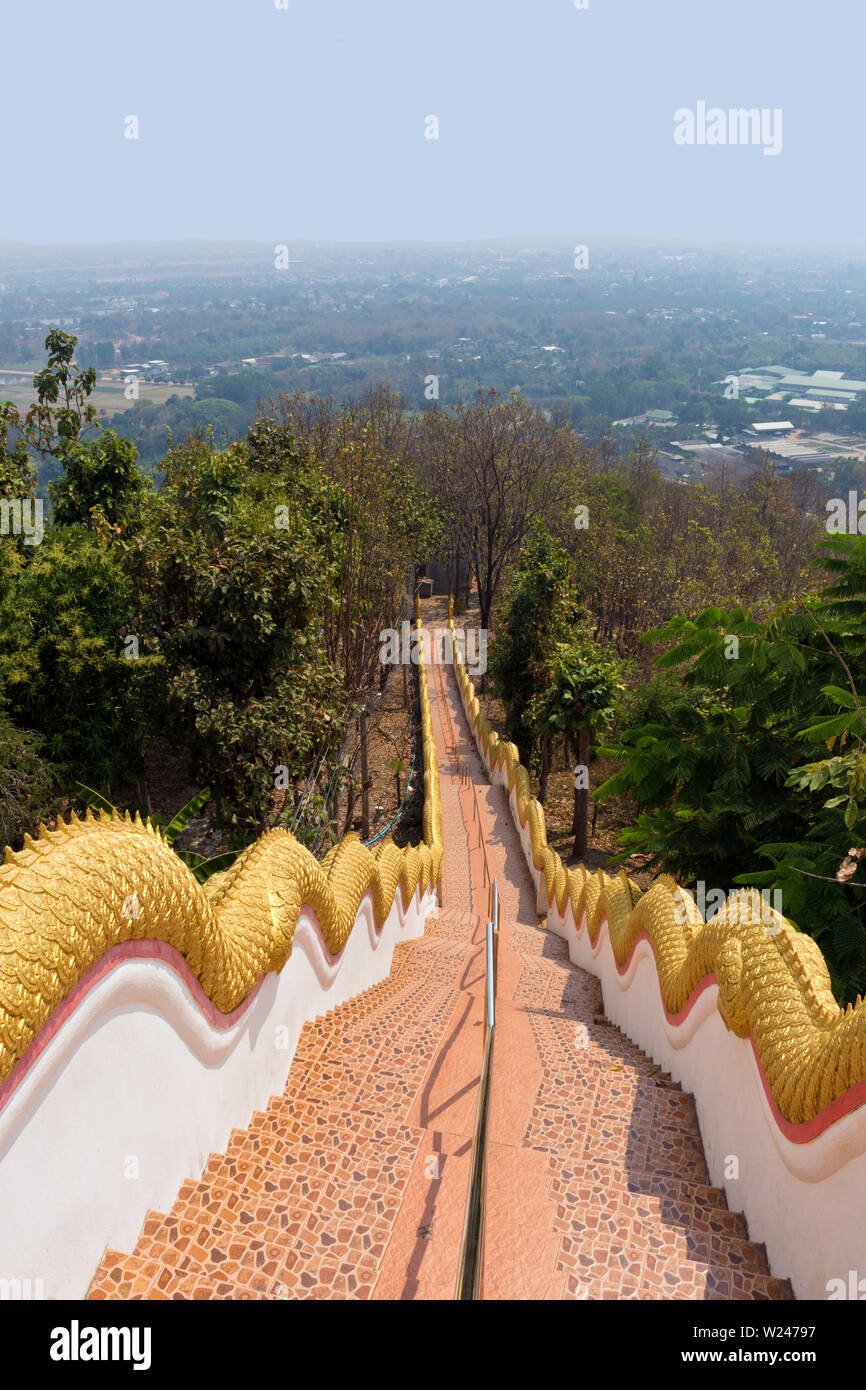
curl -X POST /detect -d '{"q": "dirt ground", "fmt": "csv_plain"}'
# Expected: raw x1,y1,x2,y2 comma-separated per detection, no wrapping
107,656,421,860
334,661,422,850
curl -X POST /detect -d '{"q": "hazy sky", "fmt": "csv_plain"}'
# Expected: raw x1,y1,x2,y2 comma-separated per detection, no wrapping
3,0,862,244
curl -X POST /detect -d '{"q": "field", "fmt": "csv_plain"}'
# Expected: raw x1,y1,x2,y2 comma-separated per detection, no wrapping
0,374,193,419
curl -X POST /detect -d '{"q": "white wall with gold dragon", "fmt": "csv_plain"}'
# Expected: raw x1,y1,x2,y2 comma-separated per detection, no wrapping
0,623,442,1299
449,611,866,1302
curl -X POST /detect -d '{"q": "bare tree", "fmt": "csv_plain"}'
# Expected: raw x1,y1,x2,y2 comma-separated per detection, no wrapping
412,388,577,630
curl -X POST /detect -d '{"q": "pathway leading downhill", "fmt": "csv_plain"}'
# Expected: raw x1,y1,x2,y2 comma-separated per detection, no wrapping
88,629,792,1301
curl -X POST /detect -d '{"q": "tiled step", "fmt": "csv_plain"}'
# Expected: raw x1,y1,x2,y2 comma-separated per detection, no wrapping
84,670,792,1305
199,1124,418,1203
87,905,480,1301
134,1194,396,1290
560,1243,794,1301
512,943,794,1299
548,1163,744,1237
89,1251,242,1301
89,1249,299,1300
557,1206,768,1275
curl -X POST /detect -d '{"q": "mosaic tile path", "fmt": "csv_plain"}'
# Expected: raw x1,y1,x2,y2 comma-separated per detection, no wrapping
87,619,792,1300
87,907,481,1300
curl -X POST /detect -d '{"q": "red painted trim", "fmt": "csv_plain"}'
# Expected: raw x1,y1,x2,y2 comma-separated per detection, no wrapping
573,914,866,1144
0,886,407,1117
0,938,262,1117
452,680,866,1148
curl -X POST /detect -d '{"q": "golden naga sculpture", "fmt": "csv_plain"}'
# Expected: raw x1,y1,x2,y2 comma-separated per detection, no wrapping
0,642,442,1087
447,615,866,1128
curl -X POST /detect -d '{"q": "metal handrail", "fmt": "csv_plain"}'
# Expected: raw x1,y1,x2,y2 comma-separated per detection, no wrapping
470,777,497,924
433,631,499,1297
455,791,500,1301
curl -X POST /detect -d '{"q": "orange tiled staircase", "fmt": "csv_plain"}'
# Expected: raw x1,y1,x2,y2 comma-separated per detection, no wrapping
87,900,792,1300
87,908,476,1300
511,927,791,1300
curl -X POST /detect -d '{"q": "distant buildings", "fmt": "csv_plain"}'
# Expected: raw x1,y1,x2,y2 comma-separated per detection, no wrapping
290,351,348,365
737,364,866,412
121,359,170,381
613,409,676,428
747,421,795,437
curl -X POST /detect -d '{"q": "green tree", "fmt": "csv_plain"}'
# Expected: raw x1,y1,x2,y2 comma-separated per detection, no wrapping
0,717,56,850
597,538,866,1000
0,529,154,789
24,328,97,457
50,429,146,529
489,523,585,764
1,329,146,527
122,430,346,845
527,639,622,856
0,404,36,500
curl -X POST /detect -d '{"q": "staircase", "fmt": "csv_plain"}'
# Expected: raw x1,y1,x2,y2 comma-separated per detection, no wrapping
87,898,792,1300
509,925,792,1300
87,908,476,1301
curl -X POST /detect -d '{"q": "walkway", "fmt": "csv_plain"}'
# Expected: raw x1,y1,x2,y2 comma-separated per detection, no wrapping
88,634,792,1300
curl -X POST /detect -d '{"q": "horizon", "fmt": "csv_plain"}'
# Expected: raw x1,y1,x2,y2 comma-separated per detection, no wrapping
5,234,866,264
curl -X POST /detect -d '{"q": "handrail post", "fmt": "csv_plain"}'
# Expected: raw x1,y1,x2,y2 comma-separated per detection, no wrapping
455,919,495,1301
455,783,501,1300
485,919,495,1031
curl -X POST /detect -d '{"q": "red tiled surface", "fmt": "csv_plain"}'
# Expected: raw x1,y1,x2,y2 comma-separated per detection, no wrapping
86,623,793,1301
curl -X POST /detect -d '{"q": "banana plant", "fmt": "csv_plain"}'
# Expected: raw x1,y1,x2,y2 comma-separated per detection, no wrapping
74,782,240,883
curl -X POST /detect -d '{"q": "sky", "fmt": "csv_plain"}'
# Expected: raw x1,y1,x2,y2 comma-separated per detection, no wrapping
2,0,863,245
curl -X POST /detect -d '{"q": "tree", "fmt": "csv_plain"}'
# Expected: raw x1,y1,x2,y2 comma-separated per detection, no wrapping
122,430,346,845
50,429,146,529
17,329,97,460
528,639,622,857
0,404,35,500
488,523,585,768
1,329,147,527
596,537,866,1001
273,389,444,702
413,388,578,630
0,717,56,850
0,529,154,790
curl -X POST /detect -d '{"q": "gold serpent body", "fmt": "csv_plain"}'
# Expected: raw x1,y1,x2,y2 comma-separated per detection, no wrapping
449,614,866,1127
0,647,442,1086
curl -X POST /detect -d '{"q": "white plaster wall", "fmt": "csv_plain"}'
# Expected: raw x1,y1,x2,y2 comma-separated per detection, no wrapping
546,901,866,1301
454,657,866,1301
0,881,436,1300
